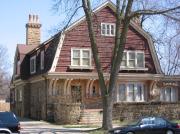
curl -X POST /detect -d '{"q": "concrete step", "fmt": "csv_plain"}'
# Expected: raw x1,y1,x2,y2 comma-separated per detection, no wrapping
79,109,103,124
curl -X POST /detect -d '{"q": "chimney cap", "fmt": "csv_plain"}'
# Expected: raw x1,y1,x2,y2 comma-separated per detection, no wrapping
28,14,40,23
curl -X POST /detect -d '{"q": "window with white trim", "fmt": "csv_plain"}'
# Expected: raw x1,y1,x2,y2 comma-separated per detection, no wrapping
120,51,145,69
30,56,36,74
101,23,115,36
160,87,178,102
118,83,144,102
71,48,91,67
40,51,44,70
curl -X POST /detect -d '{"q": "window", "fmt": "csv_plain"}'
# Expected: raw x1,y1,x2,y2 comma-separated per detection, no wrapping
119,84,126,101
160,87,177,102
120,51,145,69
19,89,22,102
30,56,36,74
118,83,144,102
71,48,91,67
40,51,44,70
101,23,115,36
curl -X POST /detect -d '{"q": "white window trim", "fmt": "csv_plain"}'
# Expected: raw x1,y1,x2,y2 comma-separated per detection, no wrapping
101,23,115,36
40,51,44,70
120,50,148,70
160,87,178,102
30,55,36,74
70,48,93,69
118,82,145,102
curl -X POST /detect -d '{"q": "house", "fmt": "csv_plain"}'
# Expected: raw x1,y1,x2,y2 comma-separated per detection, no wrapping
10,1,180,124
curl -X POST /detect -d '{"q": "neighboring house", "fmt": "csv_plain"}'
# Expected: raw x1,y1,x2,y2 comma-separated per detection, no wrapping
10,1,180,124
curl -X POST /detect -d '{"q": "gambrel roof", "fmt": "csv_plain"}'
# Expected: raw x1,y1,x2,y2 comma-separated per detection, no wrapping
50,1,162,74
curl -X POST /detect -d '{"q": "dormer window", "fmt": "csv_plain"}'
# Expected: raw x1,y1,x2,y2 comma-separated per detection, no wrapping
101,23,115,36
120,51,147,70
70,48,93,69
30,56,36,74
40,51,44,70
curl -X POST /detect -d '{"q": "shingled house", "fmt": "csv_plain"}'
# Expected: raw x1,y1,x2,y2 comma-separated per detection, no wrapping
10,1,180,124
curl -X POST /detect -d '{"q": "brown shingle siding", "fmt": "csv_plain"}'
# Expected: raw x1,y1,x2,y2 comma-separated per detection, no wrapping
56,6,156,74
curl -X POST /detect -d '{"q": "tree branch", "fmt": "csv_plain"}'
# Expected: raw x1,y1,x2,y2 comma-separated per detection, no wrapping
130,5,180,18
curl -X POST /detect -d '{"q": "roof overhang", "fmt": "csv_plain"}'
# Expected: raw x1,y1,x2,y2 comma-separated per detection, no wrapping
47,72,163,81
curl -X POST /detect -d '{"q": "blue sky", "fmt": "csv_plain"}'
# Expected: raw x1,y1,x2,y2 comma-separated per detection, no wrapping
0,0,63,73
0,0,108,74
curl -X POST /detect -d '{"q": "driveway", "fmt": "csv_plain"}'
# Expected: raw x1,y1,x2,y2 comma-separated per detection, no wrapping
20,119,95,134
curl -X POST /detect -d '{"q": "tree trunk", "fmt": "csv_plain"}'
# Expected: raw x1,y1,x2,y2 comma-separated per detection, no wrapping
102,95,113,130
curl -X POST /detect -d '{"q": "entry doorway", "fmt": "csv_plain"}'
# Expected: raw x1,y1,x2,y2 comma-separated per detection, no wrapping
71,85,82,103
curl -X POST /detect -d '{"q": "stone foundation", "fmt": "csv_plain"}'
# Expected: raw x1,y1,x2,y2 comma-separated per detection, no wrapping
54,103,81,124
113,102,180,121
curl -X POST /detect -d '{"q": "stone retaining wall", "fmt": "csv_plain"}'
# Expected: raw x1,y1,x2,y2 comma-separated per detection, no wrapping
0,102,10,111
113,102,180,121
54,103,81,124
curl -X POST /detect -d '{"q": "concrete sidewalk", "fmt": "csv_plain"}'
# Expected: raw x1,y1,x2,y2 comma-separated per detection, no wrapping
19,119,100,134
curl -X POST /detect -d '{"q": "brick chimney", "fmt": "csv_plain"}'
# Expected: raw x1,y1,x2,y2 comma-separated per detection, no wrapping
26,14,41,45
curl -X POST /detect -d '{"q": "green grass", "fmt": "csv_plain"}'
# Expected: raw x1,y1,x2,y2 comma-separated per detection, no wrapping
113,119,138,126
171,120,180,124
63,124,100,128
89,130,107,134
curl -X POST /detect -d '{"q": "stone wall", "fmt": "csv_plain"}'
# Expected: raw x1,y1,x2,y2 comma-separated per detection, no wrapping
30,80,46,120
0,102,10,111
54,103,81,124
113,102,180,121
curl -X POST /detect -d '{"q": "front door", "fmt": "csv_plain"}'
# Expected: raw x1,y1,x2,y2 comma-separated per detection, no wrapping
71,86,82,103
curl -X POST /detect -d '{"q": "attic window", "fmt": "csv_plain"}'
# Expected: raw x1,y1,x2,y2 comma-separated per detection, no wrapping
30,56,36,74
101,23,115,36
40,51,44,70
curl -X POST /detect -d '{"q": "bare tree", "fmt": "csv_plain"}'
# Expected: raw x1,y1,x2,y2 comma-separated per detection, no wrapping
0,45,10,101
52,0,180,130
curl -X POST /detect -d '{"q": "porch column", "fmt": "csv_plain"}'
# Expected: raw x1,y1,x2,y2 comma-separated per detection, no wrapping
66,79,73,95
89,79,95,97
86,79,91,98
63,79,69,95
52,79,58,95
48,79,54,95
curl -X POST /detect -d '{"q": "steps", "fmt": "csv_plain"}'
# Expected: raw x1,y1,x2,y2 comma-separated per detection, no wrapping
79,109,103,124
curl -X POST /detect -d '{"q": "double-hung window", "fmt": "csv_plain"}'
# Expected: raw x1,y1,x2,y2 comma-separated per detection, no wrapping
118,83,144,102
40,51,44,70
101,23,115,36
71,48,91,68
120,51,145,69
30,56,36,74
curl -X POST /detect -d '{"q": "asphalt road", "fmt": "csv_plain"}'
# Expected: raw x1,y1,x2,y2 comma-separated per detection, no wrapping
20,120,91,134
